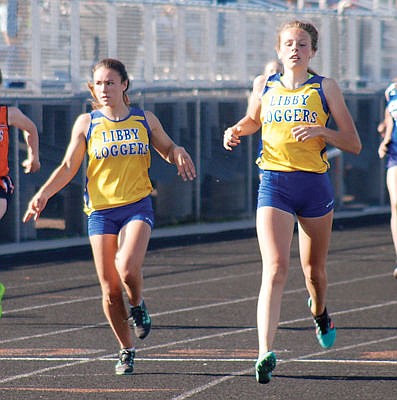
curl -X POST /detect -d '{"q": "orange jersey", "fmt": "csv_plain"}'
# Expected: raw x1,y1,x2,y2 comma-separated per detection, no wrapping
0,105,9,176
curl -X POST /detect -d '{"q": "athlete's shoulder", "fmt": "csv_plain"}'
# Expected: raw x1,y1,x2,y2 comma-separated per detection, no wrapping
263,73,282,94
129,105,145,117
74,112,91,123
267,72,281,82
253,74,266,88
141,109,157,126
89,109,104,119
251,74,268,98
302,74,330,91
266,72,281,85
128,106,151,128
74,113,92,133
319,76,340,93
128,108,153,137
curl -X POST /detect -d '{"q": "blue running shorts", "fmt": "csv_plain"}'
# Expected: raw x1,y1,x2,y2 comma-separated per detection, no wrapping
387,157,397,169
88,195,154,236
257,170,334,218
386,152,397,169
386,140,397,169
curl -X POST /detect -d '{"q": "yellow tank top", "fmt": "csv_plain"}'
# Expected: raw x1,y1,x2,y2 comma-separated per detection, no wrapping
257,74,330,173
84,107,153,215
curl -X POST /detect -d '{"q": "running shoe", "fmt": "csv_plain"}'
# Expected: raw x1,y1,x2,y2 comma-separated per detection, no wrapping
308,298,336,349
0,282,5,318
128,299,151,339
115,348,135,375
255,351,277,384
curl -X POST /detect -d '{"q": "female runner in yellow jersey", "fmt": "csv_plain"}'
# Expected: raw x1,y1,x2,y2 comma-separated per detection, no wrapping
23,58,196,375
224,20,361,384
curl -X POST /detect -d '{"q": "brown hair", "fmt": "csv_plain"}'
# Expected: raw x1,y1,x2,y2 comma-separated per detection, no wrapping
277,20,318,75
88,58,131,109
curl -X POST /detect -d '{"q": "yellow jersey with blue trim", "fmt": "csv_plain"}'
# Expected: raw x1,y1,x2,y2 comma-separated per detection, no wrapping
257,73,330,173
84,107,153,215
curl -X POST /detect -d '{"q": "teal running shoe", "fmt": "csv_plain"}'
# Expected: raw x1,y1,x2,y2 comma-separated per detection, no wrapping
0,282,5,318
308,298,336,349
129,299,151,339
115,348,135,375
255,351,276,384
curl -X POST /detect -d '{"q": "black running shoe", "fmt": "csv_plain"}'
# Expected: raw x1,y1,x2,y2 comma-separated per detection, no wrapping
129,300,152,339
255,351,277,384
115,348,135,375
308,298,336,349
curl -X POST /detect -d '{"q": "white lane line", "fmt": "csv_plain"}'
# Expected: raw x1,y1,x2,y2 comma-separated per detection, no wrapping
170,334,397,400
1,305,396,386
0,322,108,345
4,270,258,292
294,359,397,365
2,356,396,365
137,296,392,355
0,359,105,384
166,299,397,400
277,299,397,327
291,334,397,361
2,270,391,316
1,271,259,316
9,291,392,346
171,367,254,400
0,272,395,388
2,295,101,315
1,301,396,362
0,357,254,363
1,294,396,347
3,274,98,290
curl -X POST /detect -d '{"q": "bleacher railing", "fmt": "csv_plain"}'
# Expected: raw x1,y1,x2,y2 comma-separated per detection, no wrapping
1,1,397,94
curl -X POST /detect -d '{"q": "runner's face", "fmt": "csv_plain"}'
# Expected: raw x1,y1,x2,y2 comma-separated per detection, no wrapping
92,67,127,108
277,27,315,71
